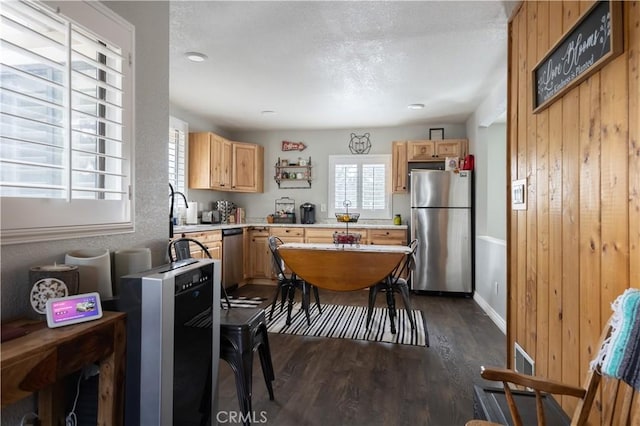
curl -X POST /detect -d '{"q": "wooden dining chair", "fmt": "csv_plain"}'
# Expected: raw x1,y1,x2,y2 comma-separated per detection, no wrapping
466,290,640,426
267,236,321,326
366,239,418,332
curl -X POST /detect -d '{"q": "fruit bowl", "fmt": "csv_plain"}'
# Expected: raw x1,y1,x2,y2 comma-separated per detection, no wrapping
335,212,360,223
333,232,361,245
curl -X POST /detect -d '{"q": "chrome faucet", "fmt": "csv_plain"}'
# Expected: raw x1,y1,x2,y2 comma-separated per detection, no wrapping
169,183,188,238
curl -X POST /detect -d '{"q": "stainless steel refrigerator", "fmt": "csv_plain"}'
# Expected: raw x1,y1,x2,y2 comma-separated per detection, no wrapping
410,170,473,294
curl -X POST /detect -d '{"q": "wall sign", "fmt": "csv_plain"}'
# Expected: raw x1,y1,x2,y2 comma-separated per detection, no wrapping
349,133,371,154
532,0,622,113
282,140,307,151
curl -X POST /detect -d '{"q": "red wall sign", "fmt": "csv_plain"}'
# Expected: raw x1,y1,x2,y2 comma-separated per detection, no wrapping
281,141,307,151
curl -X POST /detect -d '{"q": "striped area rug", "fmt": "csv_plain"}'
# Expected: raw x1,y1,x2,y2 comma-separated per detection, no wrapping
267,303,429,347
222,296,266,309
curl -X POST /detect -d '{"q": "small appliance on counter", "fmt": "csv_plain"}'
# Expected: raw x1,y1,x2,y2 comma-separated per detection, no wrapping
201,210,221,224
215,200,235,224
185,202,198,224
300,202,316,224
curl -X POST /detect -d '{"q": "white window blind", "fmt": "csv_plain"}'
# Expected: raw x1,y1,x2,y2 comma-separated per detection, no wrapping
169,116,187,195
0,0,134,244
328,154,392,220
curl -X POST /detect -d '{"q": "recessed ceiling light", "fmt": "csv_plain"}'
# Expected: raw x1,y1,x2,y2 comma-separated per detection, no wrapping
407,103,425,110
185,52,207,62
261,110,276,115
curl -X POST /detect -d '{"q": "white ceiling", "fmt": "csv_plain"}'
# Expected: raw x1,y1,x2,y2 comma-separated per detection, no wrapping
170,1,515,132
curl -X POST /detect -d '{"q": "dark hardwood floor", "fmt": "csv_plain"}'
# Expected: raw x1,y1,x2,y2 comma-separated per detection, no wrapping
218,284,506,426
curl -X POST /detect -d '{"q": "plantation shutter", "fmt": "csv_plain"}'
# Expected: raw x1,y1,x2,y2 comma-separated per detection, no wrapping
169,116,187,194
329,155,391,220
1,0,127,200
0,0,134,243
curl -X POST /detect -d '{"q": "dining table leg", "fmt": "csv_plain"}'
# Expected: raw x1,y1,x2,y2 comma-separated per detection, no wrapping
385,277,397,334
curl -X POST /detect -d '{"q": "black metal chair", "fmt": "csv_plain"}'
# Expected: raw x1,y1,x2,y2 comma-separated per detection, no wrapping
167,237,232,308
366,239,418,333
168,238,275,426
267,236,321,326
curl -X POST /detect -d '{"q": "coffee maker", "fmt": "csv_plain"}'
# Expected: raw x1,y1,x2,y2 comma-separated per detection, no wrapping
300,203,315,224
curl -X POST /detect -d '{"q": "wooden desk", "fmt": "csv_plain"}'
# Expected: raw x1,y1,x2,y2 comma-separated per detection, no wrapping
1,312,126,426
278,243,410,291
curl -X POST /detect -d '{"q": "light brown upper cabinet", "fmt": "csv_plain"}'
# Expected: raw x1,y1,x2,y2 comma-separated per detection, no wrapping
407,139,467,162
392,138,468,194
231,141,264,193
189,132,264,193
212,134,232,189
392,141,408,193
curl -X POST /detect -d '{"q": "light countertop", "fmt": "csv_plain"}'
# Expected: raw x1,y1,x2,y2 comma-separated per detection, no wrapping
279,242,412,253
174,222,408,233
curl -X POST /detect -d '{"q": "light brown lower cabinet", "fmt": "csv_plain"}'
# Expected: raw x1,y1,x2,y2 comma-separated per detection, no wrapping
305,227,369,245
247,227,271,280
174,230,222,260
368,228,407,245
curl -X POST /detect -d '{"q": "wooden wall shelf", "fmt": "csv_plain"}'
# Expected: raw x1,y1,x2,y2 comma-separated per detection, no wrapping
275,156,312,189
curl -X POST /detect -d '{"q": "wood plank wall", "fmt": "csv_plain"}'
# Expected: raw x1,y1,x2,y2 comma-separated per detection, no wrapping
507,1,640,422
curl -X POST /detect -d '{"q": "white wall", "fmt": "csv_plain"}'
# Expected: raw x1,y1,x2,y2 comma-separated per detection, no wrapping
466,81,507,332
485,124,507,240
1,2,170,422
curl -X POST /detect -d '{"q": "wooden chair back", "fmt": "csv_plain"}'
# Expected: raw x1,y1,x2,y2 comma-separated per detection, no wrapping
467,313,640,426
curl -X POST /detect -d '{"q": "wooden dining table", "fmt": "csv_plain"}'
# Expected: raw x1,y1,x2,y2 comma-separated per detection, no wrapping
277,242,411,292
277,242,412,333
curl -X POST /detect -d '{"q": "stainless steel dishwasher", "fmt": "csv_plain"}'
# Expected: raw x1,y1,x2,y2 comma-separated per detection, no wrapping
222,227,244,289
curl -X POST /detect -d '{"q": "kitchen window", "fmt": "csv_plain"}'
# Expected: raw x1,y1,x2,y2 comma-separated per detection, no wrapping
328,154,392,220
169,116,187,195
0,0,134,244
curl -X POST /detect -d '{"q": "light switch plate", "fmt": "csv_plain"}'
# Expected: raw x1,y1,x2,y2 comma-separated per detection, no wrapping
511,178,527,211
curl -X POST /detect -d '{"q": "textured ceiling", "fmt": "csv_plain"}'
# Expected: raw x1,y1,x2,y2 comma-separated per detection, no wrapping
170,1,514,131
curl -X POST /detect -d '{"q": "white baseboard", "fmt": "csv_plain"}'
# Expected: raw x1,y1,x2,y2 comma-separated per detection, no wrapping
473,292,506,334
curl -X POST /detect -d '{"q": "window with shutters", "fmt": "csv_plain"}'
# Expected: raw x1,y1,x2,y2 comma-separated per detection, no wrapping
169,116,187,195
328,154,392,220
0,0,134,244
